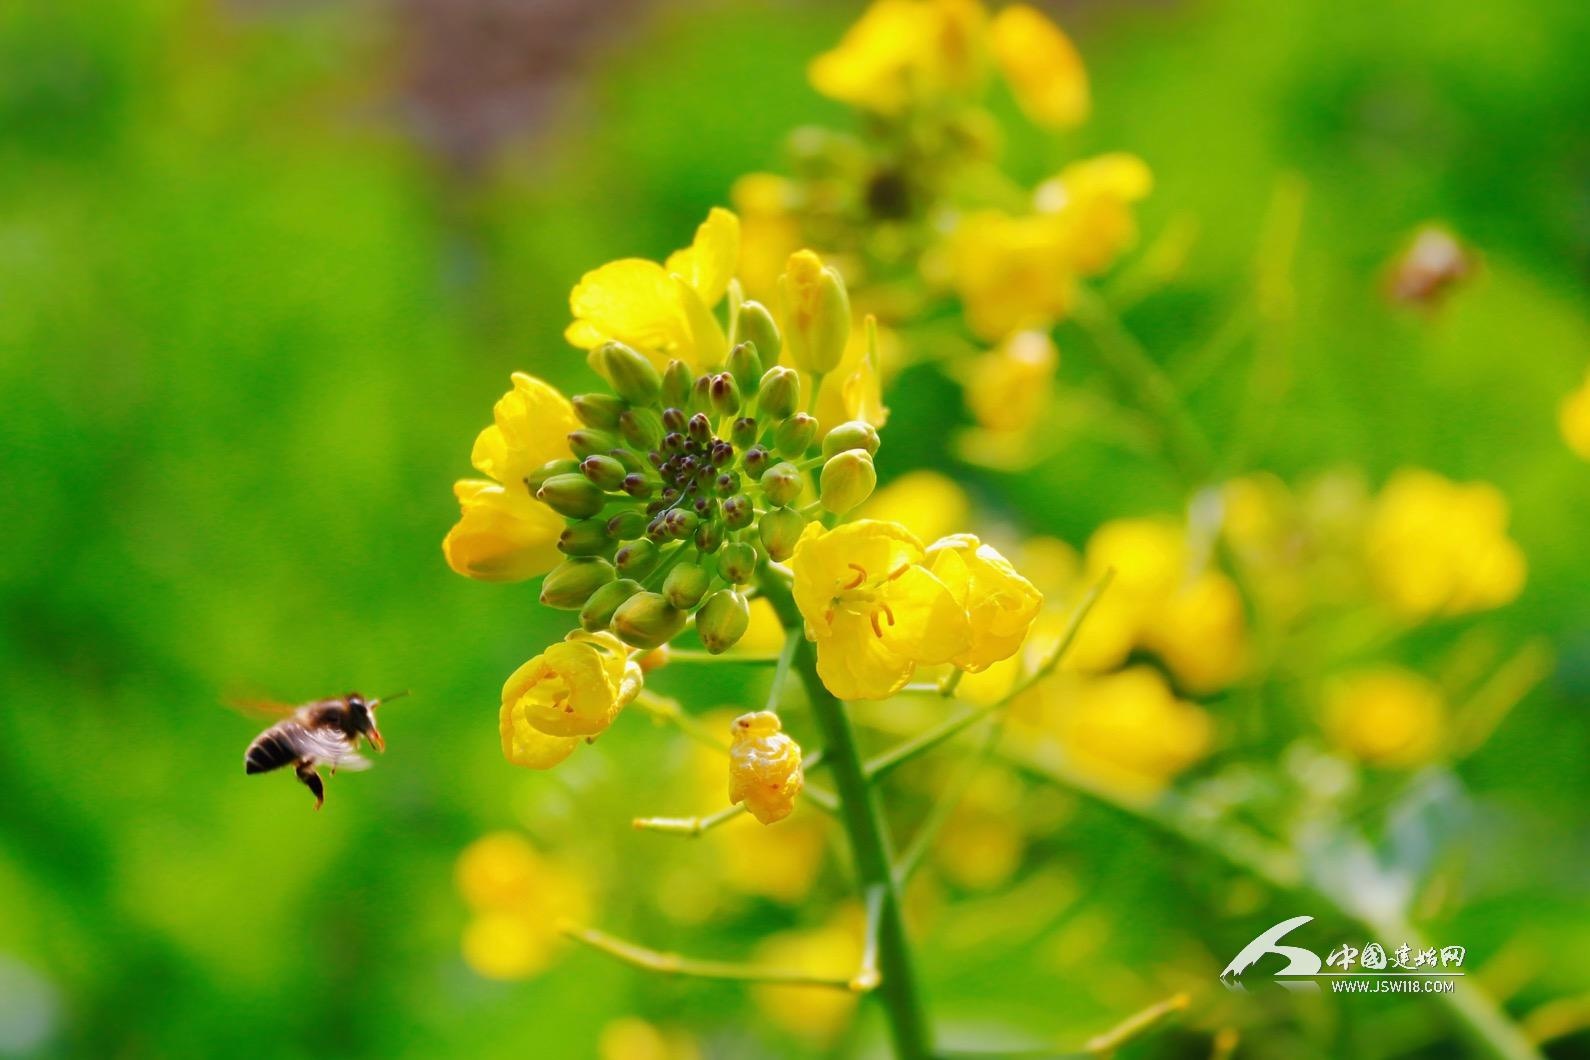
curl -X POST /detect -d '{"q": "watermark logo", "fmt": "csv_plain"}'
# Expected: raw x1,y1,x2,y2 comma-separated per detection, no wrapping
1220,916,1465,995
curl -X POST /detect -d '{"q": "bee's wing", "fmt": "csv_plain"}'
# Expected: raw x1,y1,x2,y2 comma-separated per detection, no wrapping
291,726,371,771
225,696,300,720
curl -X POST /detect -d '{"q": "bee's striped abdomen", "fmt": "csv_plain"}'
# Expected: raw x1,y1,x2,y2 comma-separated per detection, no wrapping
245,725,300,775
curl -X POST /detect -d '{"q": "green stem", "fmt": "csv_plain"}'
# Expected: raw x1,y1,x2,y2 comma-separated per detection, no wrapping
760,573,933,1060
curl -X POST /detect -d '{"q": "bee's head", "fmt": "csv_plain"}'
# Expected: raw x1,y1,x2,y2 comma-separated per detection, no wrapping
346,692,385,752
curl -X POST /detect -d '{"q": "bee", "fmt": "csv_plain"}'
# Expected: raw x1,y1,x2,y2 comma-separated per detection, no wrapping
240,691,405,808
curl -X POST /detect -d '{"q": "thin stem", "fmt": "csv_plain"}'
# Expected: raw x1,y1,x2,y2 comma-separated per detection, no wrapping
632,803,745,836
767,630,801,713
761,572,934,1060
938,668,964,697
1082,992,1190,1054
854,883,886,991
563,924,863,990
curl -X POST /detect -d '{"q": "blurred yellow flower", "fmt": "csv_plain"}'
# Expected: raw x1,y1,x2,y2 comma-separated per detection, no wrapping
861,469,971,545
1323,667,1445,767
455,832,590,980
948,209,1073,341
933,769,1027,890
751,911,865,1044
1142,572,1249,694
791,520,972,699
731,173,805,304
1044,667,1213,795
1366,469,1526,618
808,0,985,117
500,630,642,744
598,1018,701,1060
1034,153,1152,274
989,4,1089,129
812,318,890,432
925,534,1044,671
1560,370,1590,461
963,329,1058,434
728,711,805,824
565,208,738,368
733,597,789,656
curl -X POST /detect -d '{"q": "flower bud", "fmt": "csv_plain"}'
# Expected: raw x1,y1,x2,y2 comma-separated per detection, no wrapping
618,408,663,451
579,577,642,632
568,428,618,460
621,474,653,499
580,454,627,491
710,372,741,416
690,374,713,415
696,590,750,654
743,446,771,478
757,366,801,419
760,461,803,506
608,447,649,475
723,493,755,530
614,538,659,578
778,250,850,374
606,510,648,540
729,711,804,824
687,412,712,446
821,420,881,458
695,519,724,553
714,471,741,497
527,458,581,494
820,449,877,514
730,416,759,449
558,518,613,557
612,591,687,650
662,508,700,540
537,473,606,518
539,556,614,610
719,541,758,583
759,506,806,561
573,393,625,430
727,340,763,394
663,562,711,609
661,360,694,408
592,341,662,405
737,301,782,368
775,413,819,459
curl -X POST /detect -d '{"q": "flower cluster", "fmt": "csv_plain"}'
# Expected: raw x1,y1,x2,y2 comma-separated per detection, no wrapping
454,832,589,980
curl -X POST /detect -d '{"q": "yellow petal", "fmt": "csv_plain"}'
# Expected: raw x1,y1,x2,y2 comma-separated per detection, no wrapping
470,372,578,487
663,207,740,306
815,611,919,701
879,564,972,665
567,258,692,358
674,273,729,367
990,3,1089,129
443,480,564,582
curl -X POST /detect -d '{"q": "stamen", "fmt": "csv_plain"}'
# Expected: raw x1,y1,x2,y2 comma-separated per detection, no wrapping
879,602,896,627
870,611,885,638
842,563,868,590
886,563,911,582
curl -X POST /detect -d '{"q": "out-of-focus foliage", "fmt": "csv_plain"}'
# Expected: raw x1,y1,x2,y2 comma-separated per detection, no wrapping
1,0,1588,1057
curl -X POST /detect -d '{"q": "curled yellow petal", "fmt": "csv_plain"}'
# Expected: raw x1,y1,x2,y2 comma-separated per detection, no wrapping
926,534,1044,671
500,630,643,739
469,372,577,489
663,206,740,306
443,479,564,583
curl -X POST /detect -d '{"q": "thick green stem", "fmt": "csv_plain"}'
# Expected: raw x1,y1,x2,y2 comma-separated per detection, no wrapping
761,573,933,1060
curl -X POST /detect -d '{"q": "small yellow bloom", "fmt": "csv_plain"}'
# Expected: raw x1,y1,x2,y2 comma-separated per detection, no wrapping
751,912,865,1044
790,520,972,700
470,372,579,491
1323,667,1445,767
728,711,805,825
989,4,1089,129
925,534,1044,671
1560,370,1590,461
948,209,1074,341
1142,572,1249,694
778,250,851,375
597,1018,701,1060
460,911,558,980
500,631,643,744
964,329,1057,433
1085,517,1187,603
565,208,738,368
861,469,970,545
443,480,566,583
1034,153,1153,275
812,318,891,432
1046,667,1213,795
808,0,985,117
455,832,591,980
1365,469,1526,618
731,173,805,304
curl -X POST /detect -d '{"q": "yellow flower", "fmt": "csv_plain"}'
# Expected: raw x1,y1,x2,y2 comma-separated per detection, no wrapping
1323,667,1445,767
1044,667,1213,795
455,832,591,980
1034,153,1153,275
963,329,1057,433
861,469,970,545
731,173,805,305
925,534,1044,671
790,520,972,700
808,0,985,117
728,711,805,825
443,372,576,582
948,209,1074,341
500,631,643,746
597,1019,701,1060
443,480,566,583
460,911,558,980
932,770,1028,890
812,318,890,432
1560,371,1590,460
1365,469,1526,618
751,911,865,1044
565,208,738,368
1141,572,1249,694
989,4,1089,129
712,809,827,904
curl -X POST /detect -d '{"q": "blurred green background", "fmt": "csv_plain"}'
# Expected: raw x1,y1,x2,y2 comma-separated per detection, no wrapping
2,0,1587,1056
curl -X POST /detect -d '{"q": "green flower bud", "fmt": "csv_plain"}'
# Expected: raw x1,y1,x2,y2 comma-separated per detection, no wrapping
593,341,662,405
723,493,755,530
761,461,803,506
778,250,850,374
612,591,687,650
580,454,627,491
618,408,664,451
775,413,819,459
558,518,613,557
820,449,877,514
608,447,649,475
661,360,694,408
568,428,619,460
540,556,614,610
757,366,801,419
710,372,741,417
527,458,581,494
573,393,625,430
663,562,711,609
695,519,725,553
759,506,806,562
730,416,759,450
538,473,606,518
606,509,648,540
727,340,763,394
614,538,660,578
821,420,881,458
580,578,642,632
719,541,757,583
696,589,750,654
738,301,781,368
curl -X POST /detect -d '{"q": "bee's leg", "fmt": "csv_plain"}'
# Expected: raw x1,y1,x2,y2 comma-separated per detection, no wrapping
295,760,325,810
